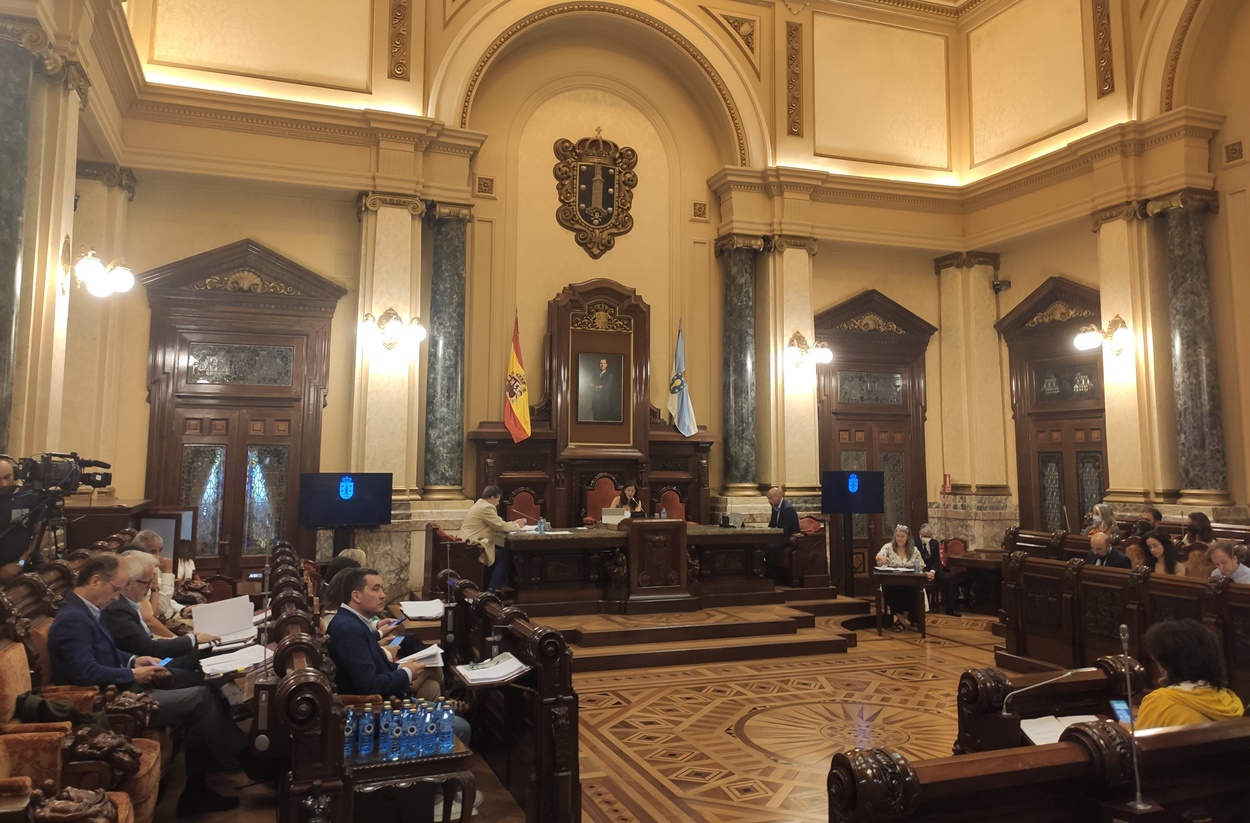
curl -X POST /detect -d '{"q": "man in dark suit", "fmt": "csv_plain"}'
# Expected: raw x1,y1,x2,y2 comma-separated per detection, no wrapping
591,357,619,421
1085,531,1132,569
326,567,442,700
916,524,962,617
101,550,218,688
765,487,801,538
49,554,252,814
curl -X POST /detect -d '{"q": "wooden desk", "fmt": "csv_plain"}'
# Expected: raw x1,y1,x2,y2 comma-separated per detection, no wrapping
62,497,153,549
874,570,930,638
948,551,1003,613
346,738,475,823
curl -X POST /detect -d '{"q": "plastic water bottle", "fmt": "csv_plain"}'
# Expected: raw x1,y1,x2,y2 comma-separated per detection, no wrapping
357,704,375,761
660,507,668,519
913,553,922,573
377,704,393,760
419,701,437,757
401,700,420,759
437,701,455,754
388,701,404,760
537,517,546,534
343,707,356,764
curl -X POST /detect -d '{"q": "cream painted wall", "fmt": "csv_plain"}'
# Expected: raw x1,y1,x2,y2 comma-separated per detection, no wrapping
1185,0,1250,506
459,23,726,491
108,177,361,498
810,244,944,497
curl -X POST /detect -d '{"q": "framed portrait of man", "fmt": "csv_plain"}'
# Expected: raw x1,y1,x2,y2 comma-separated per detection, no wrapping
577,353,623,423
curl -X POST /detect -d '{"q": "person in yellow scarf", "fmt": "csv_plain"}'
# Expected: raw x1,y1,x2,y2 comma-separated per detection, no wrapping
1136,618,1244,730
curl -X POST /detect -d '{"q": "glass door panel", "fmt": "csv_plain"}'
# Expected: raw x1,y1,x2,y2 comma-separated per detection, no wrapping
180,445,226,559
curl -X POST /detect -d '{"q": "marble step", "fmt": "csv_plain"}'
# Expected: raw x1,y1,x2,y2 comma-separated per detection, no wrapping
542,605,817,648
569,627,850,673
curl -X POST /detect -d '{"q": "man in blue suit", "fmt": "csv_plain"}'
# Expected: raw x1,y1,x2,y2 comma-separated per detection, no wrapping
1085,532,1133,569
49,554,252,815
326,567,442,700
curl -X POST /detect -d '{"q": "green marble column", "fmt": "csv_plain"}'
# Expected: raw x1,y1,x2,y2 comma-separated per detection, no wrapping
422,205,469,499
715,235,764,494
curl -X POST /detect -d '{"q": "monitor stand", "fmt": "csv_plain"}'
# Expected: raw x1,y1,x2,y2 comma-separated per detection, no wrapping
332,527,354,556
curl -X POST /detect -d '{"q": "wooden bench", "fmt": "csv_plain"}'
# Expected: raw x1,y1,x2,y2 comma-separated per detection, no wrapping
829,717,1250,821
437,571,580,823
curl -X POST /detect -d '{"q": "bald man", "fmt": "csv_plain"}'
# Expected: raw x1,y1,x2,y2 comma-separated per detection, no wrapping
1085,531,1132,569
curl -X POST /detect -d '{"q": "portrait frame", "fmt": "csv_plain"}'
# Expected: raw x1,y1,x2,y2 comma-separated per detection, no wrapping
576,352,625,424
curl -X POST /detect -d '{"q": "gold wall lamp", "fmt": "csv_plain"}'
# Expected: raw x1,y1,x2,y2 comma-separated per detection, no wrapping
362,307,427,351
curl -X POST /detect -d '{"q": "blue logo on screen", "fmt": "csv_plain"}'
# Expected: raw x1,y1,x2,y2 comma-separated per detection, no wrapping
338,475,355,500
847,473,859,493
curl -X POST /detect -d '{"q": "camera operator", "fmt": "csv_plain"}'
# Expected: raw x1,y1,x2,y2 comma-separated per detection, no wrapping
0,457,15,494
0,455,40,582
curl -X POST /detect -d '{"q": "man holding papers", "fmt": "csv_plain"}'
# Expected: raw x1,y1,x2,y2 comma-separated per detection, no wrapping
101,551,219,688
459,485,524,593
327,567,444,700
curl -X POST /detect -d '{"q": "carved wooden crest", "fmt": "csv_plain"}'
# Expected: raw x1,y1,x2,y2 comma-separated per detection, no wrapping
553,130,638,259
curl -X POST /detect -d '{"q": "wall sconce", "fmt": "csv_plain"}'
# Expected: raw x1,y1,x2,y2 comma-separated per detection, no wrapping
362,307,427,350
785,331,832,367
1073,314,1131,355
72,248,134,297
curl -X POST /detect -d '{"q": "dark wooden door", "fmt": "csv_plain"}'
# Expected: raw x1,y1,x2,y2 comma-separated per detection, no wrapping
1028,415,1108,533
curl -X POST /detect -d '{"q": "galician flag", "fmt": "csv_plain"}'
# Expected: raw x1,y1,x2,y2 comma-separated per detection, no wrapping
667,321,698,437
504,313,531,443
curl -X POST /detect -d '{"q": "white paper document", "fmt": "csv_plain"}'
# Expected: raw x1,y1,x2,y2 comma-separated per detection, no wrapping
193,595,255,636
399,600,445,620
454,652,530,685
201,644,271,676
1019,714,1101,746
398,643,444,668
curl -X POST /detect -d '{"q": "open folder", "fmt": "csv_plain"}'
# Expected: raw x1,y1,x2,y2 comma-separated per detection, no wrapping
192,595,259,650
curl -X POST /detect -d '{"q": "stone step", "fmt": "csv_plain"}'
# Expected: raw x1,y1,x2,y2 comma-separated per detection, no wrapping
542,605,816,647
570,627,849,673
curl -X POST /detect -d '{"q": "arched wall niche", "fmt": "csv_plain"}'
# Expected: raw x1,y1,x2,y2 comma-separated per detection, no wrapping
1173,0,1246,111
1134,0,1237,119
427,0,770,167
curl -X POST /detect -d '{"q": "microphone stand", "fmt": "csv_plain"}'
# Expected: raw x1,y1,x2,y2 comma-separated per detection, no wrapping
1000,669,1076,717
1120,623,1151,810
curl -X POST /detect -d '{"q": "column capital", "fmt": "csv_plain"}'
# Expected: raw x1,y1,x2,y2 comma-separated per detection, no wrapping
0,16,63,75
765,234,817,256
933,251,1000,275
714,233,766,256
356,191,425,220
1144,187,1220,218
1090,201,1146,232
64,60,89,110
76,161,136,201
424,201,472,222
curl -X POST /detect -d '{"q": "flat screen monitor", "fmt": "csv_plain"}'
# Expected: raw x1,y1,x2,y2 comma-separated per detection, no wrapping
821,470,885,515
299,473,393,528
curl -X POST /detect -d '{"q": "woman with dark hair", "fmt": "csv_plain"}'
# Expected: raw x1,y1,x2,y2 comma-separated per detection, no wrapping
610,481,644,514
321,554,362,608
1143,530,1185,576
1137,619,1244,729
1183,511,1215,546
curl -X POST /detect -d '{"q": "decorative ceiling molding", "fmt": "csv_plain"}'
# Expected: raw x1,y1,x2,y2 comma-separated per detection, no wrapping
388,0,412,81
847,0,993,19
1164,0,1204,112
76,161,138,201
458,3,748,166
815,289,937,340
1092,0,1114,99
357,191,426,218
785,22,802,138
701,6,761,75
995,276,1100,343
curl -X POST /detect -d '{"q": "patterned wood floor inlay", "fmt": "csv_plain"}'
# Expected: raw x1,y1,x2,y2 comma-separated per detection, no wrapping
577,613,1000,822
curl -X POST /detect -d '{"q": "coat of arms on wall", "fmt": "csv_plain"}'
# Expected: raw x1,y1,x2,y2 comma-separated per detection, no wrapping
553,129,638,259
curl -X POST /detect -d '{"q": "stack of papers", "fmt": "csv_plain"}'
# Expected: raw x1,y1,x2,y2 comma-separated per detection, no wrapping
398,643,444,668
201,644,271,676
453,652,530,685
399,600,445,620
1019,714,1101,745
193,595,260,648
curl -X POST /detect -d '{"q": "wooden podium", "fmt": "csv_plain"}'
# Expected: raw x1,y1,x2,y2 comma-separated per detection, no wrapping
620,518,697,613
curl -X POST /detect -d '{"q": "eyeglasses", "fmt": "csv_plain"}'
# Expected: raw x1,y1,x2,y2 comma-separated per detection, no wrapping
138,577,155,586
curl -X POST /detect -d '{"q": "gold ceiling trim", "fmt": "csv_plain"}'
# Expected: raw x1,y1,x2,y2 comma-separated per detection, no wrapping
836,312,905,334
1023,301,1093,328
571,301,633,333
1164,0,1204,112
459,3,748,166
785,23,802,138
1092,0,1114,99
191,269,302,296
850,0,993,19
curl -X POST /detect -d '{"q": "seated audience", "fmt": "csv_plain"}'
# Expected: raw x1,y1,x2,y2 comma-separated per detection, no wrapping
915,524,960,617
123,533,179,638
1137,618,1244,730
1133,507,1164,537
48,554,255,813
1085,532,1132,569
1207,540,1250,584
319,551,364,606
1143,530,1185,576
876,526,932,631
609,481,644,514
460,485,524,592
1182,511,1215,546
1085,503,1121,540
101,551,220,688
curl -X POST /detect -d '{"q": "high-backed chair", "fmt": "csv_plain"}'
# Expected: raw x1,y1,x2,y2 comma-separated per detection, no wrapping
775,516,830,587
507,490,541,526
582,475,619,525
657,489,686,522
1123,536,1147,568
204,574,236,602
1185,542,1214,578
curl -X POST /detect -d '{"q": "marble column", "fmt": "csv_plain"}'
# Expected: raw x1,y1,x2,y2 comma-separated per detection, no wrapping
422,203,470,500
715,235,763,495
0,38,35,453
1147,190,1231,506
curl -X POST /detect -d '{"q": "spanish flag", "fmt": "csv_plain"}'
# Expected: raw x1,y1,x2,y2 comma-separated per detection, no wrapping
504,313,531,443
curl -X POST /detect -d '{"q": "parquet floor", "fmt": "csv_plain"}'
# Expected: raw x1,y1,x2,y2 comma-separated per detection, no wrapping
576,613,1000,823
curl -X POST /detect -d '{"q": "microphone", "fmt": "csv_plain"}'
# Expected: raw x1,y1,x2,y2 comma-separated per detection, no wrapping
1001,669,1076,716
508,508,538,524
78,458,112,469
1120,623,1151,810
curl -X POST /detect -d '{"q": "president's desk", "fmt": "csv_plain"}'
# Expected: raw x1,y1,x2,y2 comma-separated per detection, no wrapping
502,520,791,615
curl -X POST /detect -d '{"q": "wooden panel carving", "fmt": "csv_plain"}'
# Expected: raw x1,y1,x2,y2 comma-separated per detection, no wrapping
1023,575,1062,627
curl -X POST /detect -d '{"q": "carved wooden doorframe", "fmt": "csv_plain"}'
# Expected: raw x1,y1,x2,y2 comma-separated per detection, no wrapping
139,240,346,574
996,277,1107,532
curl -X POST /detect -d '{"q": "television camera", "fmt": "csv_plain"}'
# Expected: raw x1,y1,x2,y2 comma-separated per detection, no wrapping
0,452,112,568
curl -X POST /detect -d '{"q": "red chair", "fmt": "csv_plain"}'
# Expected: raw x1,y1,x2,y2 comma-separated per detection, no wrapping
507,490,541,526
657,489,686,522
204,574,236,603
582,475,620,525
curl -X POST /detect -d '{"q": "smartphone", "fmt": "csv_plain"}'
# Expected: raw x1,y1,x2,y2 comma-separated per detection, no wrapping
158,657,172,667
388,636,403,647
1109,699,1132,723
